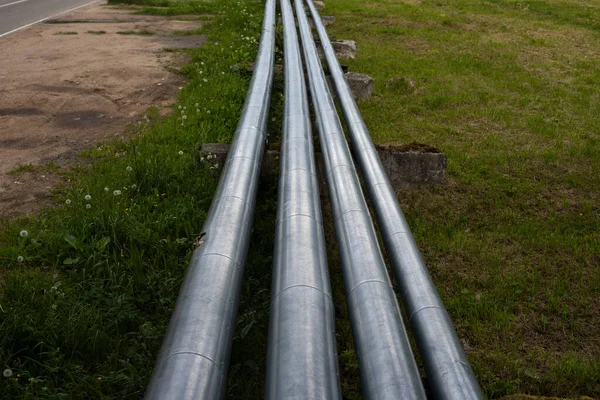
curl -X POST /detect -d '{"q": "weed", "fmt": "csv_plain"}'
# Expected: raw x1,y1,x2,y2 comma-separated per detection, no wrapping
87,30,107,34
0,0,269,398
116,29,155,35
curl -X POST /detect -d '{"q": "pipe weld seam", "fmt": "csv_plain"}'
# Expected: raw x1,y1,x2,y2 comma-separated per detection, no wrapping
387,230,418,244
270,284,333,304
235,124,265,137
356,144,379,156
212,194,250,208
325,163,355,179
282,166,318,178
348,279,389,297
276,212,322,227
383,229,410,241
334,208,367,224
225,155,261,168
193,251,240,266
369,180,394,191
409,305,442,322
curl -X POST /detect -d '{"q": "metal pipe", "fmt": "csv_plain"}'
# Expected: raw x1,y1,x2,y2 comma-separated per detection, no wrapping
294,0,427,398
265,0,341,397
143,0,276,398
304,2,484,399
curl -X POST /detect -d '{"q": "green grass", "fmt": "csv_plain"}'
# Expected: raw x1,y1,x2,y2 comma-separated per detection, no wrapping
0,0,278,398
2,0,599,398
9,162,60,176
87,30,107,34
324,0,600,397
54,31,78,35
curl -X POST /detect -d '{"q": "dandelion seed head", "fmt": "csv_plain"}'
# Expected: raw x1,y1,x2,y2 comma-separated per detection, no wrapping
126,166,132,172
178,151,184,155
86,204,91,209
19,230,28,238
17,256,23,263
178,105,182,110
84,195,91,201
3,369,12,378
113,190,122,196
182,115,187,120
65,199,72,205
131,184,137,189
104,187,109,192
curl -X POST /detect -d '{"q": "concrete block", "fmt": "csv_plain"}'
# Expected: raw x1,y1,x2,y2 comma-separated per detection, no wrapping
199,142,446,189
332,40,356,60
322,16,335,26
313,0,325,10
344,72,374,100
374,143,447,188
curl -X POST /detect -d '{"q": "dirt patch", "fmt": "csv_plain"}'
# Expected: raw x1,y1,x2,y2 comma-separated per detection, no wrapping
0,2,207,219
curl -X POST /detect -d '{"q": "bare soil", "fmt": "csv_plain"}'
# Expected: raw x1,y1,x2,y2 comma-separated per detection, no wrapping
0,2,206,218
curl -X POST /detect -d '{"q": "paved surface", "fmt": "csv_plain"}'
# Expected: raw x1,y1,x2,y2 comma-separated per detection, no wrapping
0,0,98,38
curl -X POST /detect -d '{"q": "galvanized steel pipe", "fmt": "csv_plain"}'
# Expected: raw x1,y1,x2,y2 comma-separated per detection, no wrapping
305,1,484,399
144,0,276,398
295,0,427,398
265,0,341,396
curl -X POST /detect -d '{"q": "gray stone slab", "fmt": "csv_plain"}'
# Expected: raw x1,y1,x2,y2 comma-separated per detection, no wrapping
200,143,446,189
332,39,356,60
345,72,374,100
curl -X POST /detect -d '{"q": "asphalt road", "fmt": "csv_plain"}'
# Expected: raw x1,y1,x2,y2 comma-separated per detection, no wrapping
0,0,98,38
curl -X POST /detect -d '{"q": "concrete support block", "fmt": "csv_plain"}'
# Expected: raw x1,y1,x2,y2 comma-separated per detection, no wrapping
200,143,446,189
374,144,447,188
332,40,356,60
313,0,325,10
322,16,335,26
345,72,374,100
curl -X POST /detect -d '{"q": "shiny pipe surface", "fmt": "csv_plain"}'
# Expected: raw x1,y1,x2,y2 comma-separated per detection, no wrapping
305,1,484,399
144,0,276,398
295,0,426,399
264,0,341,397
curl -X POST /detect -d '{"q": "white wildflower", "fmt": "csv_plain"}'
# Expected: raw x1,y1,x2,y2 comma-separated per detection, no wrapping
19,230,28,238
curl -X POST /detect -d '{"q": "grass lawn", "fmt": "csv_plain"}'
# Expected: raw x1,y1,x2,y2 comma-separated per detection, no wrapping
324,0,600,397
0,0,598,398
